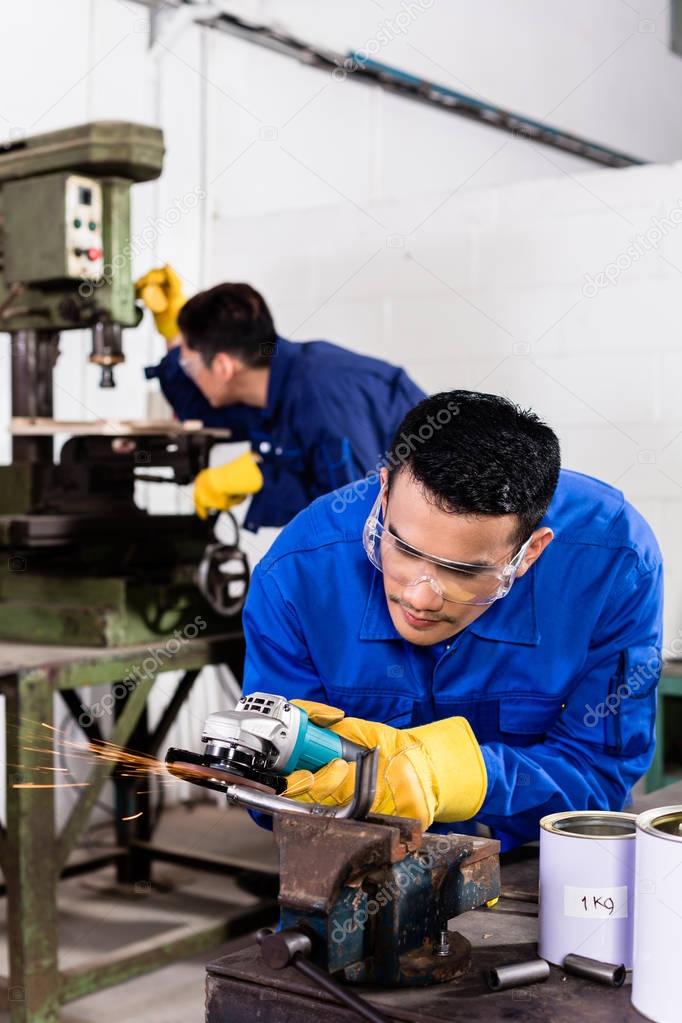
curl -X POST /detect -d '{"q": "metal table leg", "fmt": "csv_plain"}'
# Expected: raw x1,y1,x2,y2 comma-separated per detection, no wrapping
0,631,264,1017
4,671,60,1023
114,694,151,886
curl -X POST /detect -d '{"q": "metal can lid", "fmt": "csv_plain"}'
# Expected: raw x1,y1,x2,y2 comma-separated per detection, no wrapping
636,806,682,842
540,810,637,839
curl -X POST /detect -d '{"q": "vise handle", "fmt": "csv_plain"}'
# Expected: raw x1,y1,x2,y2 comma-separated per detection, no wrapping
256,928,390,1023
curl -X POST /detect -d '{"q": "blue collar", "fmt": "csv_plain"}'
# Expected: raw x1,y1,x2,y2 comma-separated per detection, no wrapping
264,337,298,420
359,558,540,646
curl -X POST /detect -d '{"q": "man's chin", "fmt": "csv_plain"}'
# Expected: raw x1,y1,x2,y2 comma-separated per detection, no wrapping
390,603,455,645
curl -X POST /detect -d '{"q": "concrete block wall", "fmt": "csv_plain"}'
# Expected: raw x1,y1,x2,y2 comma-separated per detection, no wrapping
208,161,682,644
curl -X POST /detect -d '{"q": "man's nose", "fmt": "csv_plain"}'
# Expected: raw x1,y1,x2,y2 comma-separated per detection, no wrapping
403,576,444,610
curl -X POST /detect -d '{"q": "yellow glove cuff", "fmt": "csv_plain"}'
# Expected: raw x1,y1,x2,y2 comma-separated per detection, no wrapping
291,699,345,727
410,717,487,822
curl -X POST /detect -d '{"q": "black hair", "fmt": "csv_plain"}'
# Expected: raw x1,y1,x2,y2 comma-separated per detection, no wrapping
178,283,277,367
387,391,561,542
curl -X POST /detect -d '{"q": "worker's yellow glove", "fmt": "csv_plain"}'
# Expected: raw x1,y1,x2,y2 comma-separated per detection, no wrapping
134,264,187,342
285,701,487,830
193,452,263,519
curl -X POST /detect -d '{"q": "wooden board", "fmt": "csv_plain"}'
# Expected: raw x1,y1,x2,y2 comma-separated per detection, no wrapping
10,416,232,437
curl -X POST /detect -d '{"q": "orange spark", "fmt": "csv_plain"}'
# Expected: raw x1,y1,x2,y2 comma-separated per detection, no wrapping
13,782,90,789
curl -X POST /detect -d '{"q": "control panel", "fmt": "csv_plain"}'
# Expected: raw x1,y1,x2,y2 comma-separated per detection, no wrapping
65,175,103,280
2,170,105,285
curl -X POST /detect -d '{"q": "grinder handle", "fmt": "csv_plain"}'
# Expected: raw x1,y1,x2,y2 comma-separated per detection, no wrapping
339,736,367,762
290,718,367,774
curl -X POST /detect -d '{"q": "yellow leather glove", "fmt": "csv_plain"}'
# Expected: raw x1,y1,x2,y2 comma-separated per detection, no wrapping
134,264,187,342
193,452,263,519
285,700,487,830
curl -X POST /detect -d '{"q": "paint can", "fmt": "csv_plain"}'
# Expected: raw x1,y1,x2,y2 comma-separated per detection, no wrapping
538,810,637,967
632,806,682,1023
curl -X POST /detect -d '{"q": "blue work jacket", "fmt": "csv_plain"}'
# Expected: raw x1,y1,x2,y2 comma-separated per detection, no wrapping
146,338,425,531
242,470,663,849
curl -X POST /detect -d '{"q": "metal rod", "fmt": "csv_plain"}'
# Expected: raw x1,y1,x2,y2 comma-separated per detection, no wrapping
224,746,379,820
59,689,104,746
563,953,626,987
340,746,378,820
195,9,644,169
148,670,201,756
293,957,390,1023
486,958,550,991
257,928,390,1023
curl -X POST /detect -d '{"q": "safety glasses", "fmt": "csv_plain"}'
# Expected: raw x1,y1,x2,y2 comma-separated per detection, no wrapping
363,488,532,606
178,351,206,380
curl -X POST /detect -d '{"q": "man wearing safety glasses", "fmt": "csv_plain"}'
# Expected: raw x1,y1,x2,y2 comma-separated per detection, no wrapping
138,267,424,530
242,391,663,848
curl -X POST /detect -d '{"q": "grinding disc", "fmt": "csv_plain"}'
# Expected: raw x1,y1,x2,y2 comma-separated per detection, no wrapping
166,757,277,794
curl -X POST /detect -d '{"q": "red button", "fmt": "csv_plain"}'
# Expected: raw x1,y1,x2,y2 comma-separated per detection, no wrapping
87,247,102,260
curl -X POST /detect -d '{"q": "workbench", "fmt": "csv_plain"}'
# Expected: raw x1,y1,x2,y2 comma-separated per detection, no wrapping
205,780,682,1023
0,631,276,1023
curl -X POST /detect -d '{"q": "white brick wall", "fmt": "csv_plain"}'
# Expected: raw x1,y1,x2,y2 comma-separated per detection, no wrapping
206,151,682,641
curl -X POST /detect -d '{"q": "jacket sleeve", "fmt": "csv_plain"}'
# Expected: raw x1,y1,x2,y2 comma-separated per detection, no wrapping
242,561,328,702
478,554,663,846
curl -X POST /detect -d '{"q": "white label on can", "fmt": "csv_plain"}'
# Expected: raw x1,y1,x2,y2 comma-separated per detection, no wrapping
563,885,628,919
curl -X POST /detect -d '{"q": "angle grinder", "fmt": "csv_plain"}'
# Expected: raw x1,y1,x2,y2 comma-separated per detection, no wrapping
166,691,366,796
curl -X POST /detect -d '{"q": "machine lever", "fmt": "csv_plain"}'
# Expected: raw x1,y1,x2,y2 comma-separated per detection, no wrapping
257,928,391,1023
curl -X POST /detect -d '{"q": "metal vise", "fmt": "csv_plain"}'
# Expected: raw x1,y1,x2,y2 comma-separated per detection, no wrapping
273,813,500,988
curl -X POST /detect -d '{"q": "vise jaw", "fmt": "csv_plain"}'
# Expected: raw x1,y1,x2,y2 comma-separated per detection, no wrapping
274,813,500,988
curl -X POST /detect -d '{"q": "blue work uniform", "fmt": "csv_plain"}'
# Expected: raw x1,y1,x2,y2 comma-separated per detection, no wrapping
146,338,425,531
242,471,663,849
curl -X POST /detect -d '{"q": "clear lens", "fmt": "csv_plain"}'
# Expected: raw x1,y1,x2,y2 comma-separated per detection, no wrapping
363,491,528,607
179,353,201,380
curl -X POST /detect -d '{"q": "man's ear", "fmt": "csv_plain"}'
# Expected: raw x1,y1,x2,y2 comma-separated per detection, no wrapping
212,352,235,382
515,527,553,577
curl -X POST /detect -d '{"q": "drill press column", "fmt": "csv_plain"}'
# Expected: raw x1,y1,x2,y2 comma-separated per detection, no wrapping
10,329,58,462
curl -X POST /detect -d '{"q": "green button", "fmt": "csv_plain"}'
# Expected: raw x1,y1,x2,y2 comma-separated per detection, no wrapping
73,218,82,228
89,221,97,231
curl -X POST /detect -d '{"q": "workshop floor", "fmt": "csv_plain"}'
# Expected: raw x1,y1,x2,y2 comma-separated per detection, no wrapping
0,802,279,1023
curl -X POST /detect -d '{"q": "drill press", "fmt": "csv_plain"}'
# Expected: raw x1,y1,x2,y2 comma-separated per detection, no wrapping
0,122,248,644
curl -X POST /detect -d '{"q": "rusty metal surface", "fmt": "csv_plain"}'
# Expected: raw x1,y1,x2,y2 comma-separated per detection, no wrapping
206,948,641,1023
206,794,682,1020
274,816,407,915
271,818,500,988
365,815,423,855
397,930,471,986
207,881,641,1022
